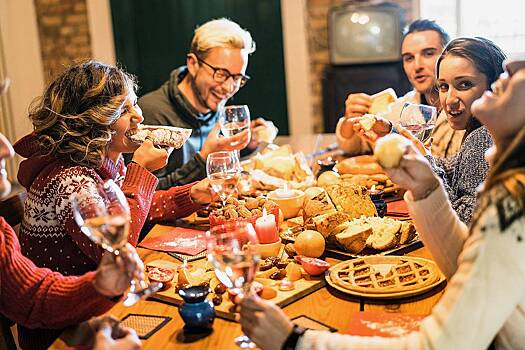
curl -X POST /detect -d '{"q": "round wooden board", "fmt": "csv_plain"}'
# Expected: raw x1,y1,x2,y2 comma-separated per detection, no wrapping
325,256,446,299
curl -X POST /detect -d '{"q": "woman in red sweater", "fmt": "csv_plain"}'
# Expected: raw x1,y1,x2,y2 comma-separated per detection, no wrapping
0,115,139,349
13,61,211,348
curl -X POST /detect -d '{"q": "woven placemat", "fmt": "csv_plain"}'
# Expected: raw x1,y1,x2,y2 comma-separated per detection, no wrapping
120,314,171,339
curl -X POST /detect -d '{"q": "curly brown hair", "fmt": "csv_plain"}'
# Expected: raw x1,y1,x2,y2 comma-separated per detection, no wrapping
29,60,137,168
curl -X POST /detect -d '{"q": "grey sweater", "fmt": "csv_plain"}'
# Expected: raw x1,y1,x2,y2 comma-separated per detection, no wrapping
426,126,492,224
138,67,218,189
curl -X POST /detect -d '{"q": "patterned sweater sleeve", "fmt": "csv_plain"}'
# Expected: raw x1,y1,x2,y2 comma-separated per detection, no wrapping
58,164,158,263
298,195,525,349
147,182,202,225
0,218,114,329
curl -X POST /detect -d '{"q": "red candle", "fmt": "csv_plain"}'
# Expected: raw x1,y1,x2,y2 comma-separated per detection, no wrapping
254,210,279,244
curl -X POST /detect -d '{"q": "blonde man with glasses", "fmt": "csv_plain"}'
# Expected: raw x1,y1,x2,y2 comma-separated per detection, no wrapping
139,18,278,189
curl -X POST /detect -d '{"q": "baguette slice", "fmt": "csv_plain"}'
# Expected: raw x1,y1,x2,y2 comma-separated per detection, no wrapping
335,223,373,254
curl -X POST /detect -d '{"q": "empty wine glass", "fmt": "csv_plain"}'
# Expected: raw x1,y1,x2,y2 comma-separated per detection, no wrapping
206,151,241,206
399,102,437,142
206,221,260,348
219,105,251,146
71,179,162,307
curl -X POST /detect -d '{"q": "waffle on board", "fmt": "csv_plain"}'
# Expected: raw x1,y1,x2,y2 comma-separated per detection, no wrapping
328,256,441,296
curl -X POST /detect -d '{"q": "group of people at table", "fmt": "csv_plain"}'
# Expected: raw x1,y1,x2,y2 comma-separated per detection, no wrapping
0,15,523,350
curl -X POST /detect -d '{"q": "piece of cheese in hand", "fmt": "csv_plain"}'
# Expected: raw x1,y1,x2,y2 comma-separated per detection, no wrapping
369,88,397,115
374,134,412,169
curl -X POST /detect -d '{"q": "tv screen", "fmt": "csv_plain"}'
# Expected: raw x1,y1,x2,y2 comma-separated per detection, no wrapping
329,4,403,65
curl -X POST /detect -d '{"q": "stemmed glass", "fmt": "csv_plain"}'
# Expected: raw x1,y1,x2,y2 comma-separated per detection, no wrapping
219,105,251,146
70,179,162,307
399,102,438,142
206,151,241,206
206,221,260,348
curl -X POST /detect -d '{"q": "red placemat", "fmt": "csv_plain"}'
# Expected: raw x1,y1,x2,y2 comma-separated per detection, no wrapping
139,227,206,256
346,311,424,337
387,200,409,217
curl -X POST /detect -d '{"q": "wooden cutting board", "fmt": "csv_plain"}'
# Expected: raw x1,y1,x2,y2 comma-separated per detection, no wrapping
146,258,326,321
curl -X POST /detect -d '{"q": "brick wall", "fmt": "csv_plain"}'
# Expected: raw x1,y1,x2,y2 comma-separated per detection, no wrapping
34,0,92,83
306,0,415,132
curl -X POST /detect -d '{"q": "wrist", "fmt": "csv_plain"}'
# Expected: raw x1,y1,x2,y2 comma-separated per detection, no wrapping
282,324,306,350
411,178,440,201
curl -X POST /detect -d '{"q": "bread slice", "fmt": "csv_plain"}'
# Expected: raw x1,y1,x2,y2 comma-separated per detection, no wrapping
312,211,351,238
365,217,402,250
359,114,376,131
335,223,373,254
399,221,417,245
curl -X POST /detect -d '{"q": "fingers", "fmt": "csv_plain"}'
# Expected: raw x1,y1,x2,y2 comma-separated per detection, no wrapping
345,93,372,117
219,129,250,150
118,329,141,349
95,321,113,345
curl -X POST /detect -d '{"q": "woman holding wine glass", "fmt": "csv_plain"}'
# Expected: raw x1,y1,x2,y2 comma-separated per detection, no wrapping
13,60,213,348
342,37,506,224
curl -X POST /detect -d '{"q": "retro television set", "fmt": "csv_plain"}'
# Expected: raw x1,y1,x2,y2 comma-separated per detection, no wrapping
329,3,404,65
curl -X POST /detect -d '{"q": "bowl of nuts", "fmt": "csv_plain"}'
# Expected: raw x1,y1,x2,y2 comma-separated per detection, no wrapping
208,196,280,229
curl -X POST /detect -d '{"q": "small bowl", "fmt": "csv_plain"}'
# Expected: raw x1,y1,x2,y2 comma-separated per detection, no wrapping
268,189,305,219
255,238,282,258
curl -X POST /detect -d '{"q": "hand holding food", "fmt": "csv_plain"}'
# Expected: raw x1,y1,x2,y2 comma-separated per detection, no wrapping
251,117,278,144
131,139,170,172
344,92,372,117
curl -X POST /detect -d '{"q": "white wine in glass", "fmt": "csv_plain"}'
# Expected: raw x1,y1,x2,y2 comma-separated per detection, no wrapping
207,221,260,348
71,179,162,307
219,105,251,145
206,151,241,206
399,102,437,142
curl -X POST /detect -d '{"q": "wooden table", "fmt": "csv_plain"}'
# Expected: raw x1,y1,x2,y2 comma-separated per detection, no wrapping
51,227,444,350
51,135,444,349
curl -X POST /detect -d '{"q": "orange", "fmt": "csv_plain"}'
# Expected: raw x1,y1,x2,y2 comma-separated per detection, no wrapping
294,230,325,258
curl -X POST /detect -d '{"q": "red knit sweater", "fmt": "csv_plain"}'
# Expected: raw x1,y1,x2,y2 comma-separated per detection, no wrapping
13,134,202,349
0,217,115,328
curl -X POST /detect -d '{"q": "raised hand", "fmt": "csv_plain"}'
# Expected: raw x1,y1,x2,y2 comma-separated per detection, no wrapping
199,122,250,160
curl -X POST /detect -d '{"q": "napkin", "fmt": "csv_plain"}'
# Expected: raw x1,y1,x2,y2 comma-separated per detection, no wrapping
139,227,206,256
386,200,409,217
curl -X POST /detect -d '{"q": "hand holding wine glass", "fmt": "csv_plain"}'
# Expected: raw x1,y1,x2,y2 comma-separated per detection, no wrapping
71,179,162,307
207,221,261,348
206,151,241,206
399,102,437,142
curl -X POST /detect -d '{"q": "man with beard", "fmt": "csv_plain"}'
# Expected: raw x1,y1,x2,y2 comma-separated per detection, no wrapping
139,18,277,189
337,19,464,158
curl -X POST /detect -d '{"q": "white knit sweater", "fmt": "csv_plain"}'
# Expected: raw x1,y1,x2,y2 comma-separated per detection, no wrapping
298,183,525,350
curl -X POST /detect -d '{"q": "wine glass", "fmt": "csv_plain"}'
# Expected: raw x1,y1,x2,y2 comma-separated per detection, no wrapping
70,179,162,307
206,221,260,348
206,151,241,206
399,102,437,142
219,105,251,147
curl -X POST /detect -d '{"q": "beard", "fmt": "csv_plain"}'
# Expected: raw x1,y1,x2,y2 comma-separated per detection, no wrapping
189,74,212,111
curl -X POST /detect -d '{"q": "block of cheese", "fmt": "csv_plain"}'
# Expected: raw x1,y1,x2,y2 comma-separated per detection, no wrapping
369,88,397,115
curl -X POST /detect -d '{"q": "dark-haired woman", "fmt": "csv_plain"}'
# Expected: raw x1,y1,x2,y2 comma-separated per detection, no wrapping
13,60,212,348
343,37,506,224
239,54,525,350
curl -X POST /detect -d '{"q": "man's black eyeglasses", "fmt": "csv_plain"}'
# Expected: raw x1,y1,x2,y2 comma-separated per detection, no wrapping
195,55,250,88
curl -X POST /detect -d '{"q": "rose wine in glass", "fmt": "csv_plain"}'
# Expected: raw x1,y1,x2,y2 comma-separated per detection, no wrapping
71,179,162,307
207,221,260,348
219,105,251,145
399,102,437,142
206,151,241,206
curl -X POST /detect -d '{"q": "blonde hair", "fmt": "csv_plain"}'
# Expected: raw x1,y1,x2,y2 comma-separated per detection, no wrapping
190,18,255,58
29,60,137,168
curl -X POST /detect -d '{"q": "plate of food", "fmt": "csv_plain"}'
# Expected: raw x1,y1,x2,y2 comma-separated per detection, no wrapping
326,255,446,299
